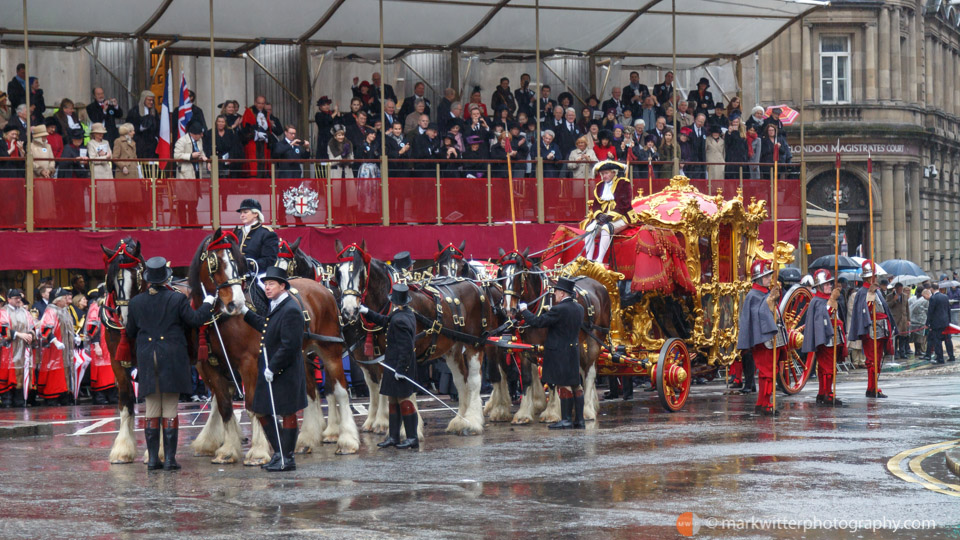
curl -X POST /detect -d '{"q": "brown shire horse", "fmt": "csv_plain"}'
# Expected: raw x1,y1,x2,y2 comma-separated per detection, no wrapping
336,240,496,435
188,229,359,463
100,238,148,463
496,249,611,425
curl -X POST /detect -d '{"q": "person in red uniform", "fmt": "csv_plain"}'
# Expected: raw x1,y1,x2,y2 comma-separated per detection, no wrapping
736,259,781,416
38,288,77,405
847,260,895,398
240,95,272,178
800,269,845,406
84,288,116,405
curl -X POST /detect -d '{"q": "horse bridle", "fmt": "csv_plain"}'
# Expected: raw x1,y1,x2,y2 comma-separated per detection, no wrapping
201,231,245,293
434,244,465,277
277,239,298,277
497,251,545,316
102,240,144,327
336,244,372,301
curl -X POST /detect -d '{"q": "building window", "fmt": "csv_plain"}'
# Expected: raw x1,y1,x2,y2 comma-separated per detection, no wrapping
820,36,850,104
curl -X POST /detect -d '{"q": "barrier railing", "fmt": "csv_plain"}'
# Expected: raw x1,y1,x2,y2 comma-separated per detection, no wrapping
0,156,801,231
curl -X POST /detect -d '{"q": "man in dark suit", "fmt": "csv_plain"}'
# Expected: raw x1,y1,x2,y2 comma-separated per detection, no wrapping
554,107,583,160
5,104,28,143
359,284,421,449
370,72,397,104
271,125,310,179
398,82,431,126
125,257,215,470
86,87,123,143
515,73,536,118
538,85,557,122
688,113,708,179
687,77,715,117
601,86,628,118
653,71,675,106
6,64,26,110
927,282,955,364
241,266,308,471
437,88,455,128
411,122,441,178
622,71,650,108
518,277,585,429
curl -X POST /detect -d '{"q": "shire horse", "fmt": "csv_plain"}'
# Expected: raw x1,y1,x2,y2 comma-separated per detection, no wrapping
336,240,495,436
188,229,359,462
101,238,149,463
496,249,611,425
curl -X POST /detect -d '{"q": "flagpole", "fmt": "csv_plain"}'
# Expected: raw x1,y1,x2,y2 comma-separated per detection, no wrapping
833,138,840,402
867,152,879,397
506,133,518,250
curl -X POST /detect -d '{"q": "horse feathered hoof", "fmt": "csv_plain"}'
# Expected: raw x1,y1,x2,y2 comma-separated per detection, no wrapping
511,415,532,425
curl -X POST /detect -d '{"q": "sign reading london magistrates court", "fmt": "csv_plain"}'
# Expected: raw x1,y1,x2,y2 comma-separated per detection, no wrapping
790,142,918,156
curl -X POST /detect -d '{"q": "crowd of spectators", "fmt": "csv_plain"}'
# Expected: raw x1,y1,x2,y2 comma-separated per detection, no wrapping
0,64,794,182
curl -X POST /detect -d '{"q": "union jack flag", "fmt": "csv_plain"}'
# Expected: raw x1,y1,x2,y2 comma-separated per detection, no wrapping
177,72,193,138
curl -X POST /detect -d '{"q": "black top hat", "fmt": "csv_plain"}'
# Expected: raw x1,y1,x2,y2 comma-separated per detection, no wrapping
261,266,290,288
187,121,204,135
144,256,173,284
697,77,710,88
708,124,722,135
426,122,439,132
67,127,84,140
390,283,412,305
51,287,72,301
393,251,412,271
554,277,576,295
6,288,23,299
237,198,262,213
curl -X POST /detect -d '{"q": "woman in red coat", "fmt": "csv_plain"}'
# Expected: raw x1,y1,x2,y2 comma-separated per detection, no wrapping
580,160,635,263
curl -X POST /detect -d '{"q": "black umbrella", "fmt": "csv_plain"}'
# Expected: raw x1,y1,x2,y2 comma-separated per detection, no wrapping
879,259,925,277
808,255,860,272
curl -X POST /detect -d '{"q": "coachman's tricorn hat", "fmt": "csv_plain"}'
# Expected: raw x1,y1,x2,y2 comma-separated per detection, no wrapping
144,256,173,284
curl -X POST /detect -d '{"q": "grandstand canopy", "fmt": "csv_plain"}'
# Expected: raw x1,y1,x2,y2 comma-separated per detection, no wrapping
3,0,824,68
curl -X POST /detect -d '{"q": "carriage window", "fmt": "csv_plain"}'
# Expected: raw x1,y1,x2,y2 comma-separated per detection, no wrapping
699,237,713,282
717,225,733,283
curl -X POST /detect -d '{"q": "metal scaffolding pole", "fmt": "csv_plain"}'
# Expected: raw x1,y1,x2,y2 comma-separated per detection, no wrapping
210,0,220,228
23,0,33,233
535,0,544,224
379,0,390,226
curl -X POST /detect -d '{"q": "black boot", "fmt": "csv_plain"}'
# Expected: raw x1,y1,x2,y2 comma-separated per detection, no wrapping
378,405,401,448
11,390,24,408
145,418,162,471
548,397,574,429
261,419,282,469
572,393,585,429
265,428,297,472
396,413,419,449
0,391,11,408
93,391,108,405
162,417,181,471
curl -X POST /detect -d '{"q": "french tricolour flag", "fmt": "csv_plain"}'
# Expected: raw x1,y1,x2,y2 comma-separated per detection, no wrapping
156,68,173,160
177,72,192,138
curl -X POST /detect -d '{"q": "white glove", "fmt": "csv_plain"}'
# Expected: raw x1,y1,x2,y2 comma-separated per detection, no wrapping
51,338,64,350
202,294,216,305
264,367,274,383
518,303,528,312
240,304,249,314
358,305,369,314
74,335,82,347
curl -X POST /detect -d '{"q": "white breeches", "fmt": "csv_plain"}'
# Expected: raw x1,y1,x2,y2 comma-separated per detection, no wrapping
583,219,627,263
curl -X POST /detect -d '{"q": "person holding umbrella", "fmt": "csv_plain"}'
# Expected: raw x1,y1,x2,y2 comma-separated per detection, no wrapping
125,257,216,471
240,266,309,470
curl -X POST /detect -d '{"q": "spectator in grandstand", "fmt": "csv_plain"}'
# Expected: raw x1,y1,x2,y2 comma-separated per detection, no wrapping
43,118,63,158
411,122,441,178
653,71,675,106
0,92,9,124
623,71,649,107
437,88,456,129
724,116,749,180
174,90,206,131
705,125,725,180
618,127,636,162
762,107,785,137
6,64,26,110
678,126,696,172
600,108,618,131
5,104,28,142
746,105,766,132
687,113,708,179
464,105,490,146
634,134,660,180
663,104,675,127
647,116,667,149
381,98,399,128
539,129,561,177
86,88,123,143
602,86,627,119
441,101,462,134
687,77,715,116
59,128,87,179
508,122,529,179
87,123,113,180
385,121,412,177
708,102,729,131
368,71,396,112
327,125,354,179
0,124,24,177
620,107,636,129
113,123,138,179
658,129,676,178
263,103,283,140
759,123,790,180
577,106,593,133
439,132,461,175
352,80,377,117
675,99,694,128
462,87,488,121
271,125,311,179
583,121,600,149
126,90,159,159
200,115,239,178
349,110,372,152
556,92,574,113
515,73,536,118
747,124,761,179
403,102,427,139
491,105,513,133
726,96,742,119
594,130,617,162
567,135,598,180
313,96,338,159
399,82,431,125
555,107,583,159
638,95,663,132
490,78,516,116
538,84,556,122
611,124,625,147
30,125,55,179
462,134,488,178
220,100,242,132
490,130,517,178
54,99,81,139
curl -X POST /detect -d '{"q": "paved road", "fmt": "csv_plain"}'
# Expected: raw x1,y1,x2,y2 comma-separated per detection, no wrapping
1,364,959,539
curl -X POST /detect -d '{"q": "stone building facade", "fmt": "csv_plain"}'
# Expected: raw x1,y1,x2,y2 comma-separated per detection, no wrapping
751,0,960,274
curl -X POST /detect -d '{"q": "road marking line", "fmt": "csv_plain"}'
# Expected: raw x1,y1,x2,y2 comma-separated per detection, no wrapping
353,403,368,415
69,418,115,436
887,439,960,498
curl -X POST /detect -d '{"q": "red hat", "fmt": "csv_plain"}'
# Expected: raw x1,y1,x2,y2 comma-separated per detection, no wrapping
751,259,773,281
813,268,832,287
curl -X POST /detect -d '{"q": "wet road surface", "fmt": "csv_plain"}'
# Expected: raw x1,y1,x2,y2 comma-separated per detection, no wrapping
1,364,959,539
